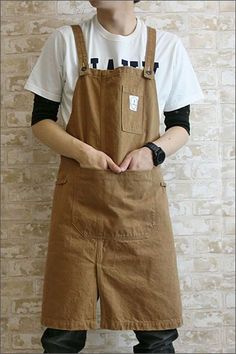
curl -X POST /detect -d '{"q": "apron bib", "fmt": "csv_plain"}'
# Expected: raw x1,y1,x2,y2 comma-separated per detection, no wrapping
40,23,184,331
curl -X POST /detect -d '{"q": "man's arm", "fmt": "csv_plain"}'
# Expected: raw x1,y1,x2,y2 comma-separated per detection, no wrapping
151,125,189,158
31,94,121,172
154,105,190,157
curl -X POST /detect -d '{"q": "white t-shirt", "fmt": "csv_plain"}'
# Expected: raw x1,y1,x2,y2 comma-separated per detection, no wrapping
24,13,204,130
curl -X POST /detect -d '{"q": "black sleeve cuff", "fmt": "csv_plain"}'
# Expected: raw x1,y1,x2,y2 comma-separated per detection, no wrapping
31,94,60,126
163,105,191,135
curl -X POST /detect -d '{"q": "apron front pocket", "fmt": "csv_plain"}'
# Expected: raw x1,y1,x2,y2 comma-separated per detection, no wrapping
71,168,158,240
121,85,144,135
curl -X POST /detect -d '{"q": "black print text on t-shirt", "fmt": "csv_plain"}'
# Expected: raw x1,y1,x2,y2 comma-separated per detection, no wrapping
90,58,159,73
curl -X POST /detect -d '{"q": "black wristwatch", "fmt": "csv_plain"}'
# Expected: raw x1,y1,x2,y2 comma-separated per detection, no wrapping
143,142,166,166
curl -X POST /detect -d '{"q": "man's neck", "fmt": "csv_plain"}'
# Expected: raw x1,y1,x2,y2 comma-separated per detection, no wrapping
96,10,137,36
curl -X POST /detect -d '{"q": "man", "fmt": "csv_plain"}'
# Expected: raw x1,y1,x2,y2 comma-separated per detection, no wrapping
24,1,203,353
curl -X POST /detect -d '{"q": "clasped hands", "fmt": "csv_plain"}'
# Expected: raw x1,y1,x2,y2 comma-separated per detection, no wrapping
78,145,154,173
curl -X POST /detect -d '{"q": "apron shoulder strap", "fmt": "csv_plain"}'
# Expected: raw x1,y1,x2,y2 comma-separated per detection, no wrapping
71,24,89,74
144,26,157,79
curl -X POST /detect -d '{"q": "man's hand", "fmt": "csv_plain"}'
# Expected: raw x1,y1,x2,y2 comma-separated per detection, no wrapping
119,147,153,172
78,144,122,173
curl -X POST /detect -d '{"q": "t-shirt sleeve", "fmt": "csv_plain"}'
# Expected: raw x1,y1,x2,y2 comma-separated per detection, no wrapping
24,29,65,102
164,37,204,112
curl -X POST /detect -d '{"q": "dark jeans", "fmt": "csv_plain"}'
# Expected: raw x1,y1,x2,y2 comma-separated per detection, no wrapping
41,327,179,353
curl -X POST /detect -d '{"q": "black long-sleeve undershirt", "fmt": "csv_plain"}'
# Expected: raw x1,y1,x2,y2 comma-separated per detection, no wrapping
31,94,191,135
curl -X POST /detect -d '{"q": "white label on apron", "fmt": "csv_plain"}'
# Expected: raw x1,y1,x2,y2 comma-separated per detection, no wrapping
129,95,139,112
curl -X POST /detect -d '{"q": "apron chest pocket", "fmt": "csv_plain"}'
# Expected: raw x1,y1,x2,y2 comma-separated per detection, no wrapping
71,168,158,240
121,85,144,134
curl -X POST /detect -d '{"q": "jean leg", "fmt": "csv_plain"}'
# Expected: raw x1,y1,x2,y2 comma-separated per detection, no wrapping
133,328,179,353
41,327,87,353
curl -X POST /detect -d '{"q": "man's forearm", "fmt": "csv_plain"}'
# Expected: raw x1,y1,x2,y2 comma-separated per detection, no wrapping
152,126,190,157
31,119,91,162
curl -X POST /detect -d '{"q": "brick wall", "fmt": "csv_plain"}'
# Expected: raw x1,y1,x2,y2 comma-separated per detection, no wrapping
1,1,235,353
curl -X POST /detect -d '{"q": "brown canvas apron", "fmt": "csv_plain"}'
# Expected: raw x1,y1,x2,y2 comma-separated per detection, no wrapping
40,23,184,331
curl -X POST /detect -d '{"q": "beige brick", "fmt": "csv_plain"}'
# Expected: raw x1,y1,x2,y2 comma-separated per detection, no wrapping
169,201,192,216
191,105,218,123
7,315,41,332
175,237,193,255
1,128,31,146
1,20,27,36
3,222,49,239
4,1,56,16
12,333,41,350
1,56,29,75
189,14,218,30
1,279,34,296
222,104,235,123
222,123,235,141
220,86,235,104
164,1,205,12
225,327,235,346
223,217,235,235
182,291,222,309
223,309,235,325
193,200,221,216
1,202,32,221
28,18,67,35
30,166,59,184
192,273,222,291
191,162,221,180
4,35,47,54
8,184,53,202
196,69,217,86
221,69,235,85
7,259,44,276
175,142,219,162
57,1,95,15
3,93,33,110
193,310,222,327
194,238,222,253
144,14,186,31
220,1,236,12
7,147,58,165
222,255,235,272
134,1,162,13
223,143,235,160
179,274,192,292
225,292,235,308
218,14,236,30
6,111,31,127
222,180,235,201
217,50,235,67
6,75,30,92
12,298,41,315
189,32,216,49
193,255,222,272
191,123,219,141
222,200,235,217
221,273,236,290
217,31,235,49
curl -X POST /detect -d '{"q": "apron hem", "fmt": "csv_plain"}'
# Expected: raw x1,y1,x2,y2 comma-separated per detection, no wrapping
100,317,184,330
40,317,97,330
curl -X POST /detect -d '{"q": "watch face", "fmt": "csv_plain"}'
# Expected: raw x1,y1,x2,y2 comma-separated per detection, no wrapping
158,150,165,162
155,149,165,165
